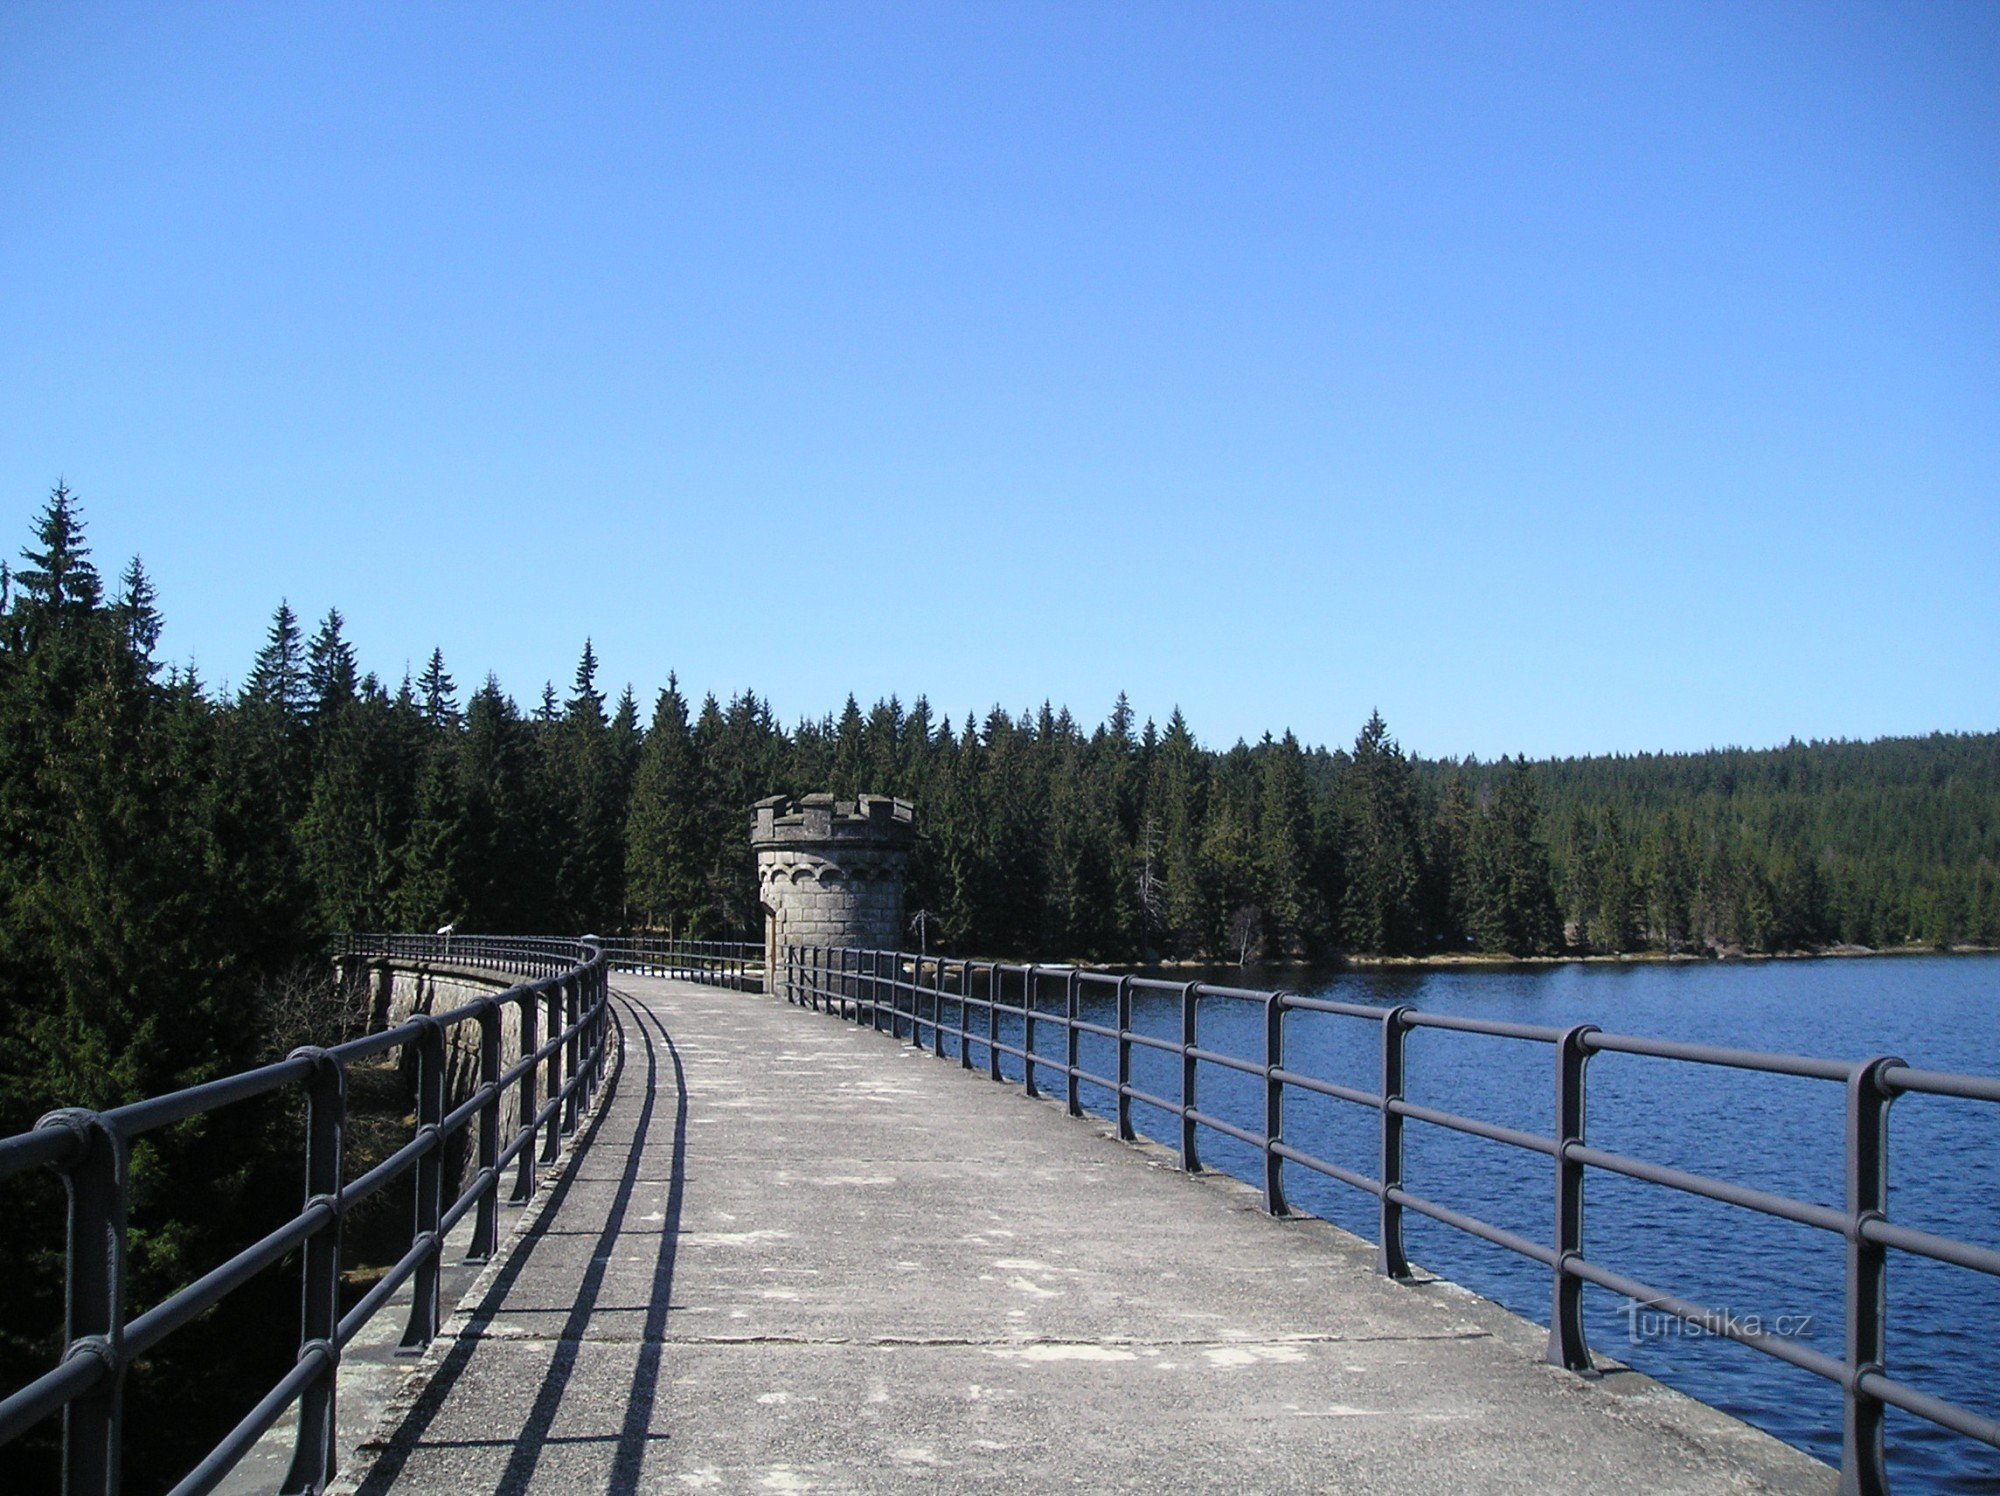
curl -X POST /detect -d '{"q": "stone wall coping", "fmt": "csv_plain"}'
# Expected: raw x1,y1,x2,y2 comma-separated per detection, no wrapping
751,792,916,849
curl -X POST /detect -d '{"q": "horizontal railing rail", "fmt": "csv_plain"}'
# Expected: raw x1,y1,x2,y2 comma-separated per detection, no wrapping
777,942,1999,1496
0,932,613,1496
596,936,763,992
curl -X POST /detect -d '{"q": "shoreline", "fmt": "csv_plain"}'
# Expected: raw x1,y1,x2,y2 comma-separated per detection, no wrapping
1130,942,2000,974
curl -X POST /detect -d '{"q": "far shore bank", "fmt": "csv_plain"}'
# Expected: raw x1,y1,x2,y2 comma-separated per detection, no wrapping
1119,942,2000,975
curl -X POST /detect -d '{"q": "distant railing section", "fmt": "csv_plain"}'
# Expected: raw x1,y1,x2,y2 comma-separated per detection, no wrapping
598,937,763,992
779,943,2000,1496
0,933,612,1496
352,930,590,976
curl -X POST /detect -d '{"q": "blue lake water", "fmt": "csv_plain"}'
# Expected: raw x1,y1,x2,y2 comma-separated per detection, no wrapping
940,954,1999,1493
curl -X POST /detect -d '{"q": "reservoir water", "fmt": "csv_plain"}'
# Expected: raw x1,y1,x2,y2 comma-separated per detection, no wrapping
972,953,1999,1492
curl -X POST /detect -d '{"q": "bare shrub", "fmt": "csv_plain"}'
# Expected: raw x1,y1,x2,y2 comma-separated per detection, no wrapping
258,961,373,1059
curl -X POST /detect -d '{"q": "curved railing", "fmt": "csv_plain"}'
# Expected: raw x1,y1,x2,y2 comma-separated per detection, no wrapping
0,933,611,1496
781,943,2000,1496
598,936,763,990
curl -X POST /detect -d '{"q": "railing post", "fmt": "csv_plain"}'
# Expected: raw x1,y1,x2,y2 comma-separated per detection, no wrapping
590,963,608,1094
1115,974,1134,1142
1263,994,1286,1215
1024,967,1040,1099
1065,969,1082,1117
283,1050,346,1494
909,955,925,1049
469,999,502,1262
562,979,581,1136
932,958,946,1058
586,967,598,1086
958,961,972,1070
1840,1055,1900,1496
400,1015,446,1353
540,983,564,1165
1179,982,1199,1172
987,965,1002,1083
511,988,540,1203
1548,1023,1597,1371
43,1108,128,1496
1378,1006,1411,1278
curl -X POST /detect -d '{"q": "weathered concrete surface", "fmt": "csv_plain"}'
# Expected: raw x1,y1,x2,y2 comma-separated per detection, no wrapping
344,975,1833,1494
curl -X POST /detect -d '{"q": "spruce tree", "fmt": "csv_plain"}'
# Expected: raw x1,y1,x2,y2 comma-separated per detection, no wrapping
418,646,459,728
305,608,358,723
1467,758,1561,955
551,641,621,931
1338,712,1424,955
1257,732,1316,953
625,675,706,932
0,492,308,1485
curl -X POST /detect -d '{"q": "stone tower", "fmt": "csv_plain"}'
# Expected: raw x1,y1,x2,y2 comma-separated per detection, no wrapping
751,793,916,976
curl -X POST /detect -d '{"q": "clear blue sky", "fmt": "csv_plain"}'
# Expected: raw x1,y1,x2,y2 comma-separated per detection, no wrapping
2,4,1994,760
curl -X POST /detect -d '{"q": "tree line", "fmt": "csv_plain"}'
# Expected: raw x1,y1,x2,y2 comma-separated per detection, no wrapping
1,486,1996,1486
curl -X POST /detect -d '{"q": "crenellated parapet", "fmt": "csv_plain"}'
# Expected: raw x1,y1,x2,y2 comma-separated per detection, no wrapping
751,793,914,971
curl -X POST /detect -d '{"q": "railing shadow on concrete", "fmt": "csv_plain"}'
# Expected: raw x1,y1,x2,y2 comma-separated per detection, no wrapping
0,933,611,1496
349,983,692,1495
777,942,2000,1496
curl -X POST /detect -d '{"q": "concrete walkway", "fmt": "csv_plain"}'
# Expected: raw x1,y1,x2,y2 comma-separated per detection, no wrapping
345,975,1832,1494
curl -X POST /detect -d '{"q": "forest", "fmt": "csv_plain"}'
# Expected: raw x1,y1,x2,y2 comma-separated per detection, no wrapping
2,488,1997,1486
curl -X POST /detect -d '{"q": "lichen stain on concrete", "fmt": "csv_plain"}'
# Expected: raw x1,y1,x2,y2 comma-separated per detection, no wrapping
1201,1343,1313,1368
681,1229,793,1247
1283,1403,1386,1418
1006,1275,1063,1299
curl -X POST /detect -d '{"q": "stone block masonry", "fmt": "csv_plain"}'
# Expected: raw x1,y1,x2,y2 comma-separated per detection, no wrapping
751,792,915,975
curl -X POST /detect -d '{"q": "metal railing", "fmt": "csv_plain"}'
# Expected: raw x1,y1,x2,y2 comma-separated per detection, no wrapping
597,937,763,991
0,933,612,1496
780,943,2000,1496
